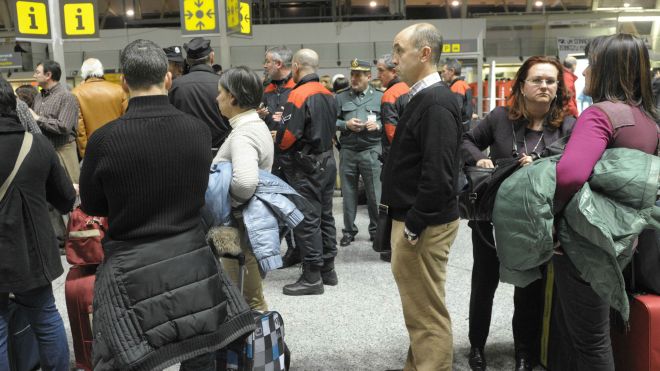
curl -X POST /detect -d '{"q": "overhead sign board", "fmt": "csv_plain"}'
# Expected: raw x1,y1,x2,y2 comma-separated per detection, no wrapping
0,52,23,69
226,0,240,33
441,39,478,54
10,0,51,39
180,0,219,35
239,1,251,36
60,0,99,38
557,37,591,54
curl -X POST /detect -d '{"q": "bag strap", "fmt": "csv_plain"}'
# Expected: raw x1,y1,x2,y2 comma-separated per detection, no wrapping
0,133,33,202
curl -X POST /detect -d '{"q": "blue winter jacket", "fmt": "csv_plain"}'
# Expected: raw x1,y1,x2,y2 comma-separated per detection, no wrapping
206,162,304,273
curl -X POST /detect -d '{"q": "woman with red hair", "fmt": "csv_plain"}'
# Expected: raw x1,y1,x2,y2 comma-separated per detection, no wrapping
462,56,576,371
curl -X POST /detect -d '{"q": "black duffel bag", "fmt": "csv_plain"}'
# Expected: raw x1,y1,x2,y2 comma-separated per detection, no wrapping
458,158,520,221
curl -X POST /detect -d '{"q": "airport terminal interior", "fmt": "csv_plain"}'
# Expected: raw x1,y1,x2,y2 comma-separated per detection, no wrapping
0,0,659,370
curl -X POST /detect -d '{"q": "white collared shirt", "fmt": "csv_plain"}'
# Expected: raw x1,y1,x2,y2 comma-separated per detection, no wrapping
408,72,442,99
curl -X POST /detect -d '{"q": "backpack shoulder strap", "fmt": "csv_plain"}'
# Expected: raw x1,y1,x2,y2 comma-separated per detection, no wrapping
0,132,33,201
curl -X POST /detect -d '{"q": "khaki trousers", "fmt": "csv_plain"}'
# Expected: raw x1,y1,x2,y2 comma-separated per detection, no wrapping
55,141,80,183
391,219,459,371
221,223,268,312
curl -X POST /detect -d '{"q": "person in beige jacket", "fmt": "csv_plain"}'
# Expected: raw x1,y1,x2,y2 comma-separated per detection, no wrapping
72,58,127,157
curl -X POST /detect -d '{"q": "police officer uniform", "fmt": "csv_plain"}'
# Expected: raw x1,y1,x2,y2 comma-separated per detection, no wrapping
168,38,230,151
335,59,384,246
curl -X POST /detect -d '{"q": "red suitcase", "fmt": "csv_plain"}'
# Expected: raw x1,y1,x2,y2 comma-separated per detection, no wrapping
611,294,660,371
65,265,97,371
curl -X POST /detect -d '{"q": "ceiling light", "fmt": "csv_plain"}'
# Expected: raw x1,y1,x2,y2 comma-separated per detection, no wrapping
126,9,134,16
451,0,460,6
369,1,377,7
623,2,630,6
534,1,543,6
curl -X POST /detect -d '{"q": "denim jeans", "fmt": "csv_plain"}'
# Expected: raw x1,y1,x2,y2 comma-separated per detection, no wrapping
0,284,70,371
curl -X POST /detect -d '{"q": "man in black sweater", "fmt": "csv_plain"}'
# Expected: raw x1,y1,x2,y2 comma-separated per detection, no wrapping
80,40,253,370
381,23,463,371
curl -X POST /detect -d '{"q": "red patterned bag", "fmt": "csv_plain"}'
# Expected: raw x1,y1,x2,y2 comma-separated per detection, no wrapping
65,207,107,266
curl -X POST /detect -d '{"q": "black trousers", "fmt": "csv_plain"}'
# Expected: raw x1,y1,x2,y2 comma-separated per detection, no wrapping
281,151,337,267
552,253,615,371
468,221,544,359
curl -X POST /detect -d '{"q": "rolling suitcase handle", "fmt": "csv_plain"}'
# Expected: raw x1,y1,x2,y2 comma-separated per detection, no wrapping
221,252,246,294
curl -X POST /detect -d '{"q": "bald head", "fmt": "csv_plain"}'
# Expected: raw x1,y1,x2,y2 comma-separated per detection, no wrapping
292,48,319,83
392,23,443,86
81,58,104,80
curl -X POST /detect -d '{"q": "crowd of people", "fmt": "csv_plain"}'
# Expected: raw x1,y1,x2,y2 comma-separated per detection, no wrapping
0,22,657,371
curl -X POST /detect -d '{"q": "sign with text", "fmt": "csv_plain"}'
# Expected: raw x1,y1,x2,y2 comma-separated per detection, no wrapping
11,0,51,39
0,52,23,69
557,37,591,54
60,0,99,38
441,39,478,54
180,0,219,35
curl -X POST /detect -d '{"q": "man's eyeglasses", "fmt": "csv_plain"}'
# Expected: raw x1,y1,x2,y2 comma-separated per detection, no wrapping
525,78,558,86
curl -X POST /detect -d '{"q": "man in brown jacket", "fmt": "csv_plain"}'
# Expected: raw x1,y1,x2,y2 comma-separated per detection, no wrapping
72,58,127,157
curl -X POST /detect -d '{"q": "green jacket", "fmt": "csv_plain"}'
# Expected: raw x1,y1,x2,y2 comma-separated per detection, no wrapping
335,86,384,151
493,148,660,319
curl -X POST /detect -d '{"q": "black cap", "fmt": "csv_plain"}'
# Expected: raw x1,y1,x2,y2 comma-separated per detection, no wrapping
163,46,184,63
184,37,212,60
350,58,371,72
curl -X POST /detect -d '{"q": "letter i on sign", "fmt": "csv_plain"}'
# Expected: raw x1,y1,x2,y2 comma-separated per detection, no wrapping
28,6,37,28
76,8,84,29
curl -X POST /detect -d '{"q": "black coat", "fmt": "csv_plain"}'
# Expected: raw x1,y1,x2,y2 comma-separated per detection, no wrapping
169,64,231,148
0,116,75,293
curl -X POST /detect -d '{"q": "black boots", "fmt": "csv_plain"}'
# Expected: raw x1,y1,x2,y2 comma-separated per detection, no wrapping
280,247,301,268
283,264,324,296
321,259,338,286
468,347,486,371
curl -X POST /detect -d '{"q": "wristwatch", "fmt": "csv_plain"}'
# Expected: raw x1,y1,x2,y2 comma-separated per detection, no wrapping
403,227,418,242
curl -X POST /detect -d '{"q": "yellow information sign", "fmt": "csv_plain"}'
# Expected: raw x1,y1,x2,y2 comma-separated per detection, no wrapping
442,44,451,53
226,0,239,30
14,0,49,36
181,0,218,34
239,1,251,35
63,3,95,36
451,43,461,53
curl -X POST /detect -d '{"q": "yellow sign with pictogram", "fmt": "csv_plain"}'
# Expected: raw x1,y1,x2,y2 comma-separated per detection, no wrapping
180,0,219,35
62,2,96,37
442,44,451,53
226,0,239,30
13,0,50,37
451,43,461,53
239,1,251,35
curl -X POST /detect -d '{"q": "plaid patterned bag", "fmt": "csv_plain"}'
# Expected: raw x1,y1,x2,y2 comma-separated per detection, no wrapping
218,310,290,371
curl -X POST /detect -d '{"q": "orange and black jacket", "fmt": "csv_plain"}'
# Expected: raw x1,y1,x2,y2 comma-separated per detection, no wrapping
262,73,296,130
277,74,336,154
381,78,410,145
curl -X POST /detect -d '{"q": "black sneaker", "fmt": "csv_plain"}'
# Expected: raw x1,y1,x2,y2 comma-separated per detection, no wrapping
283,265,324,296
340,234,354,246
468,347,486,371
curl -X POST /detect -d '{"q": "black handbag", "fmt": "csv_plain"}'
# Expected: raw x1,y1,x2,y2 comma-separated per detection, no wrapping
372,204,392,253
458,158,520,221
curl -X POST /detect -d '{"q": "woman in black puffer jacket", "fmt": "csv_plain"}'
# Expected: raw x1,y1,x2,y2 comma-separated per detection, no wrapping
0,77,76,371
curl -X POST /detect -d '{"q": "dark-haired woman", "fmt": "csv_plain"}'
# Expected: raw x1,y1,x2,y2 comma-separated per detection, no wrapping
553,34,659,371
214,66,274,311
462,56,576,371
0,77,75,370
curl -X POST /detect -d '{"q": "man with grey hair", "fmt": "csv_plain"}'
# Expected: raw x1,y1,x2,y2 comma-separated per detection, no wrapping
72,58,127,157
79,39,254,370
276,48,338,295
563,56,579,117
382,23,462,370
441,58,474,124
169,37,231,152
260,46,294,131
260,46,300,266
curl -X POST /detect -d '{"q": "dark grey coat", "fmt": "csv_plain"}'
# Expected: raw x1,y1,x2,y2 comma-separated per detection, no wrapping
0,116,75,292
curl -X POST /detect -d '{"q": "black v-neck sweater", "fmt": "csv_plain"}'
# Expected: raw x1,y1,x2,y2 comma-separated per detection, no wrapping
381,82,463,234
80,95,212,241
